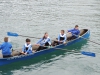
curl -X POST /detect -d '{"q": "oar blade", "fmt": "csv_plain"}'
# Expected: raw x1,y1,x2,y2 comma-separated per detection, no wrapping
81,51,96,57
7,32,19,37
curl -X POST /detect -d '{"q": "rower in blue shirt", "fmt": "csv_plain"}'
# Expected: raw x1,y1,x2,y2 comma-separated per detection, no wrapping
52,30,67,46
67,25,80,39
0,37,12,58
35,32,51,51
21,38,33,55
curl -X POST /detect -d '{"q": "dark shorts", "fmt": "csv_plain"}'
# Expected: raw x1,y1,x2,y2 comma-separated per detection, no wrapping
36,46,48,51
52,41,63,46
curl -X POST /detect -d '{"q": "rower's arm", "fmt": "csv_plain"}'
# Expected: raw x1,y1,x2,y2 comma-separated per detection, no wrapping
58,34,60,41
26,46,32,53
63,35,67,43
0,45,1,50
68,29,73,32
36,38,42,44
0,44,2,50
22,45,25,52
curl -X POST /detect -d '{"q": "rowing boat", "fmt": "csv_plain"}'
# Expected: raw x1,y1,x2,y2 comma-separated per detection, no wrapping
0,29,90,66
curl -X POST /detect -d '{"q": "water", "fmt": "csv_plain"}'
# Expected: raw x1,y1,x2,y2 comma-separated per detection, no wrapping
0,0,100,75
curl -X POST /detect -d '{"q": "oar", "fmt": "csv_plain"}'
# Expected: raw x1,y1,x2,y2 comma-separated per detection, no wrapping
79,36,100,45
72,34,100,45
7,32,41,39
54,48,96,57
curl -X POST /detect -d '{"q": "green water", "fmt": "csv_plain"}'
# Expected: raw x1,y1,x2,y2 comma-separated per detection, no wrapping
0,0,100,75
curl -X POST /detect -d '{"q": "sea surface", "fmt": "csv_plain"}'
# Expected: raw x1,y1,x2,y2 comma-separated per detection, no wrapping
0,0,100,75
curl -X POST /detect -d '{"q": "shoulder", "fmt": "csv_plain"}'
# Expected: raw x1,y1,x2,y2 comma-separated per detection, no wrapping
77,29,80,32
28,44,32,47
47,37,51,41
62,34,66,36
9,42,12,44
47,37,51,40
2,42,12,46
8,42,12,46
7,42,11,44
78,29,80,31
59,33,62,36
24,43,26,46
29,44,32,46
47,36,50,39
64,33,66,35
39,38,43,40
71,28,74,30
1,42,6,45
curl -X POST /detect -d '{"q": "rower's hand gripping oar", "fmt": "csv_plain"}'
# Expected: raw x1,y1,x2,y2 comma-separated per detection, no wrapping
7,32,41,39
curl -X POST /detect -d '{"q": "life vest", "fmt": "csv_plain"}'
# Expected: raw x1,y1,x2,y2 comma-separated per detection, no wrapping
59,33,66,41
40,37,51,46
24,43,32,51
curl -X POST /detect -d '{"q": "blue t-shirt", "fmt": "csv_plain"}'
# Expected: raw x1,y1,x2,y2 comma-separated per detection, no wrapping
68,28,80,37
0,42,12,55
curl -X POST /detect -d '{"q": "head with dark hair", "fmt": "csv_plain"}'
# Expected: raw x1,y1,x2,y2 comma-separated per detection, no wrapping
75,25,79,29
4,37,8,42
43,32,48,39
26,38,31,44
61,30,65,35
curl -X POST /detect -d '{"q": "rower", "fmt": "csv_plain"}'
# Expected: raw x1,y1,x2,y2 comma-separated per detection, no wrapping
21,38,33,55
52,30,67,46
0,37,12,58
67,25,80,40
34,32,51,51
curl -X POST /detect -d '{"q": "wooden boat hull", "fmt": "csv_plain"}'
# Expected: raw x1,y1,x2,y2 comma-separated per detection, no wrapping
0,29,90,66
